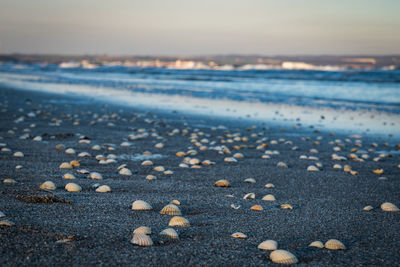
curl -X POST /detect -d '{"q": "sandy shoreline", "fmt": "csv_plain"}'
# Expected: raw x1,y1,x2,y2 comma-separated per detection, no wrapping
0,86,399,266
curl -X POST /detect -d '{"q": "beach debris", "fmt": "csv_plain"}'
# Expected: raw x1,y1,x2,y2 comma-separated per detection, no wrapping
159,228,179,239
119,168,132,175
88,172,103,180
243,193,255,199
307,165,319,171
270,250,298,264
3,179,16,184
95,185,111,193
309,241,324,248
325,239,346,250
250,205,263,211
160,204,182,215
214,179,230,187
280,204,293,210
130,233,153,247
132,200,152,211
363,205,373,211
0,220,15,227
40,181,56,190
262,194,276,201
168,216,190,227
244,178,256,183
65,183,82,192
231,232,247,239
265,183,275,188
13,151,24,157
380,202,399,212
258,240,278,250
59,162,72,169
133,226,151,235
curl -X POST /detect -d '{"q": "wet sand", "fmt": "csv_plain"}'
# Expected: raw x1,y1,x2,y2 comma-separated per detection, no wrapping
0,86,399,266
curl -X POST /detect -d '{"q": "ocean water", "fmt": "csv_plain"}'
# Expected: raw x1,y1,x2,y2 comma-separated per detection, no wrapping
0,62,399,135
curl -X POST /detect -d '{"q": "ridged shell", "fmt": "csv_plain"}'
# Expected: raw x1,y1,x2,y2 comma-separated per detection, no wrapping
59,162,72,169
40,181,56,190
89,172,103,180
65,183,82,192
141,160,153,166
159,228,179,239
214,179,230,187
309,241,324,248
270,250,298,264
160,204,182,215
95,185,111,193
325,239,346,250
119,168,132,175
251,205,263,211
168,216,190,227
132,200,152,211
262,194,276,201
63,173,76,179
363,205,373,211
133,226,151,235
231,232,247,239
130,233,153,246
307,165,319,171
381,202,399,211
243,193,255,199
258,240,278,250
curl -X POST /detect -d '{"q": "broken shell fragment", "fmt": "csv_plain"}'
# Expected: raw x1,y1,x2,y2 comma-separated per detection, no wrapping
380,202,399,212
40,181,56,190
309,241,324,248
130,233,153,247
231,232,247,239
214,179,230,187
325,239,346,250
280,204,293,210
133,226,151,235
262,194,276,201
258,240,278,250
160,204,182,215
65,183,82,192
168,216,190,227
132,200,152,211
159,228,179,239
95,185,111,193
270,250,298,264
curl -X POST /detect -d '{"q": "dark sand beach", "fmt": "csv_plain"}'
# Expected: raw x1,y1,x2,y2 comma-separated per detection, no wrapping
0,86,399,266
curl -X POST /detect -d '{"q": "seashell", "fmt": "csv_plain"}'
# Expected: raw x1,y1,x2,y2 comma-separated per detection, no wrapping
146,175,157,180
333,164,342,169
315,162,323,168
70,160,80,167
176,151,185,157
141,160,153,166
350,170,358,175
65,183,82,192
92,145,101,150
13,151,24,157
168,216,190,227
0,220,15,226
214,179,230,187
55,144,65,150
77,169,89,174
65,148,76,154
258,240,278,250
372,169,384,175
262,155,271,159
159,228,179,239
15,165,23,169
95,185,111,193
33,136,42,141
179,163,189,168
276,162,288,168
3,178,16,184
343,165,352,172
155,143,164,149
243,193,255,199
251,205,263,211
117,164,127,170
119,168,132,175
1,147,11,152
89,172,103,180
0,211,4,217
130,233,153,246
59,162,72,169
325,239,346,250
224,157,237,162
133,226,151,235
231,204,240,209
154,166,165,172
189,158,200,165
120,141,131,147
244,178,256,183
265,183,275,188
171,199,180,205
262,194,276,201
380,202,399,212
233,153,244,159
202,160,213,166
363,205,373,211
231,232,247,239
270,250,298,264
132,200,152,211
309,241,324,248
280,204,293,210
160,204,182,215
164,170,173,175
299,155,307,159
40,181,56,190
307,165,319,171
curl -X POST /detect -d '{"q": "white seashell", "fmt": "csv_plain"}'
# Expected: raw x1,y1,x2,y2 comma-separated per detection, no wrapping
13,151,24,157
65,183,82,192
40,181,56,190
133,226,151,235
299,155,307,159
130,233,153,246
270,250,298,264
168,216,190,227
159,228,179,239
120,141,131,147
243,193,255,199
262,194,276,201
380,202,399,212
214,179,230,187
65,148,76,154
244,178,256,183
231,232,247,239
0,220,15,226
154,143,164,148
154,166,165,172
141,160,153,166
146,175,157,180
309,241,324,248
224,157,237,162
233,153,244,159
132,200,152,211
59,162,72,169
3,179,16,184
265,183,275,188
95,185,111,193
325,239,346,250
276,162,288,168
164,170,173,175
258,240,278,250
179,163,189,168
307,165,319,171
119,168,132,175
160,204,181,215
33,136,42,141
88,172,103,180
78,152,91,157
363,205,373,211
92,145,101,150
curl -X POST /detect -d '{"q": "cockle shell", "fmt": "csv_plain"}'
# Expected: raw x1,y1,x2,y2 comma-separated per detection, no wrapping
65,183,82,192
146,175,157,180
251,205,263,211
270,250,298,264
214,179,230,187
160,204,182,215
159,228,179,239
141,160,153,166
307,165,319,171
363,205,373,211
164,170,173,175
258,240,278,250
233,153,244,159
133,226,151,235
89,172,103,180
309,241,324,248
65,148,76,154
168,216,190,227
59,162,72,169
176,151,185,157
243,193,255,199
13,151,24,157
119,168,132,175
262,194,276,201
171,199,180,205
130,233,153,246
325,239,346,250
78,152,91,157
265,183,275,188
3,179,16,184
154,166,165,172
244,178,256,183
95,185,111,193
40,181,56,190
63,173,76,179
277,162,288,168
380,202,399,211
333,164,342,169
231,232,247,239
132,200,152,211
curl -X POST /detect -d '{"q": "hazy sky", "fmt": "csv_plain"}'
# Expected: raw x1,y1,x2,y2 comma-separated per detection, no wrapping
0,0,399,55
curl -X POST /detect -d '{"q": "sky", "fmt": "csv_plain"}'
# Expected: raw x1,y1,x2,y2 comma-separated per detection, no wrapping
0,0,399,56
